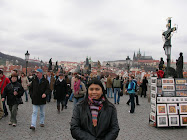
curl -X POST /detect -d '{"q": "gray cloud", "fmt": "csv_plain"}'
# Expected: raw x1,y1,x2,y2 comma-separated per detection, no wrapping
0,0,187,63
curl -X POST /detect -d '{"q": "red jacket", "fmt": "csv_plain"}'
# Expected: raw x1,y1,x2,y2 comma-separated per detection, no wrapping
156,70,164,78
0,75,10,94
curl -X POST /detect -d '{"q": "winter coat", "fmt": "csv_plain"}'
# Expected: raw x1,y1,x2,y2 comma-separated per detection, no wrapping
21,76,30,90
70,101,120,140
47,76,55,91
0,75,10,95
54,79,67,101
2,81,24,106
73,82,86,98
106,77,113,88
29,77,51,105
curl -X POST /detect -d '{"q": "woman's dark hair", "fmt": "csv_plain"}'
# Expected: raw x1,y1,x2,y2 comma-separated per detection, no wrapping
116,75,119,80
0,69,3,75
100,75,104,79
75,75,80,79
81,78,110,110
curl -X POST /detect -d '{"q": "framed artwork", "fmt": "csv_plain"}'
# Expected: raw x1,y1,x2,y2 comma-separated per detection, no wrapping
171,97,175,102
151,105,156,114
175,79,187,85
151,98,156,106
179,104,187,114
162,85,175,91
166,97,171,103
157,104,167,115
157,87,162,96
158,97,167,103
180,98,184,102
157,116,168,127
151,77,157,85
169,115,179,126
162,91,175,97
151,85,157,92
162,78,174,85
175,97,180,102
157,79,162,87
157,97,161,103
151,92,156,99
180,115,187,126
176,85,187,91
176,91,187,97
167,104,178,114
150,112,155,122
184,97,187,102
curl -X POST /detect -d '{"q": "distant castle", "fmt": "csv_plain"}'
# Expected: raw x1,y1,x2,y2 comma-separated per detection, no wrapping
133,49,153,61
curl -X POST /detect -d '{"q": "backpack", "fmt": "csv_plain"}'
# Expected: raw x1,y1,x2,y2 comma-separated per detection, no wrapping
132,81,138,92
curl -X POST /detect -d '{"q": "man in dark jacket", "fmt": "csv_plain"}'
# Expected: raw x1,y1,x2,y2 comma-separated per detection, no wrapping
2,73,24,126
54,73,68,113
29,69,51,130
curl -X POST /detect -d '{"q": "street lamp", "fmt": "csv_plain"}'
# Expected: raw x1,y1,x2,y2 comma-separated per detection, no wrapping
25,50,30,76
126,56,130,78
40,60,44,69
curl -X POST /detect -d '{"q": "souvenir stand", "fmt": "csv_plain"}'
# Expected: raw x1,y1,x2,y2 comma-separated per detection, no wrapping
149,78,187,127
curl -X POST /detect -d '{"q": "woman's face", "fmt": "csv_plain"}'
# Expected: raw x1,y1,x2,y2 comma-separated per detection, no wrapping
88,84,103,100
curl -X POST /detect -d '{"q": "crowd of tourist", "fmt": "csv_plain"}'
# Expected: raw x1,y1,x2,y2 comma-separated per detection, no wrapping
0,68,148,139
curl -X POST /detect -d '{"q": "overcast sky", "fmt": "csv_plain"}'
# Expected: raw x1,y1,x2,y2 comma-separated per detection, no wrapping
0,0,186,63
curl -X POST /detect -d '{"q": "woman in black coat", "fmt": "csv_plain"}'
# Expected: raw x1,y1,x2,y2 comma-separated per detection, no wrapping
54,73,67,113
2,73,24,127
70,79,120,140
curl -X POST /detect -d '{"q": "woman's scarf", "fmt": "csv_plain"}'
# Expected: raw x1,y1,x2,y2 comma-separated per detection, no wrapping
74,79,80,95
88,96,105,127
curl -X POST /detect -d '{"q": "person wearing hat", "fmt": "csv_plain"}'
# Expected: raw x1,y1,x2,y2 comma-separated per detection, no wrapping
53,73,68,113
29,69,51,130
0,69,10,119
2,73,24,126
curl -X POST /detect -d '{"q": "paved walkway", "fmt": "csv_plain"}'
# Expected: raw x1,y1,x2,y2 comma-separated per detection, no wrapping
0,95,186,140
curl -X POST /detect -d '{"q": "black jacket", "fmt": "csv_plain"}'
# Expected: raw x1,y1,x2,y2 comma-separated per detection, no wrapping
54,79,67,101
2,82,24,106
29,77,51,105
70,101,120,140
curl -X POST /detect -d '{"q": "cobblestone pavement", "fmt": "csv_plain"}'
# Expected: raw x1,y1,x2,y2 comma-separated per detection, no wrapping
0,95,186,140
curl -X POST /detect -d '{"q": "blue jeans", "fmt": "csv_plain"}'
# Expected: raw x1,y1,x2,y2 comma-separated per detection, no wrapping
114,88,121,103
69,92,74,101
24,90,28,101
31,105,45,127
73,97,84,107
107,88,113,98
46,92,52,102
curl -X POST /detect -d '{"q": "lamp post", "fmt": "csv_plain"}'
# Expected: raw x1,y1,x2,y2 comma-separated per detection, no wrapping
162,17,177,77
126,56,130,78
40,60,44,69
25,50,30,76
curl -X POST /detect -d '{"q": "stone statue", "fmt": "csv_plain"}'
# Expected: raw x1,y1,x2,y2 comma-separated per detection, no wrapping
97,60,101,69
48,58,52,71
176,52,183,78
60,65,63,74
53,61,58,73
159,57,164,70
